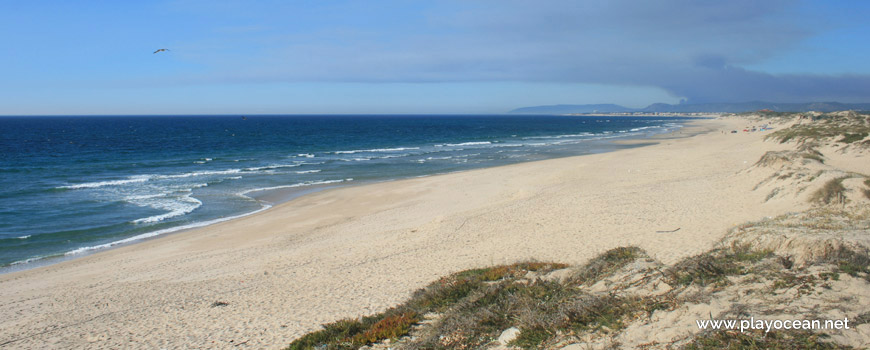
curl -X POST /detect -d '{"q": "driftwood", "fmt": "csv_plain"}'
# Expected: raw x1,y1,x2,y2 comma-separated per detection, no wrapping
656,228,681,233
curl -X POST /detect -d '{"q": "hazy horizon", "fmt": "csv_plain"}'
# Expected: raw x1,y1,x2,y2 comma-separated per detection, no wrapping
2,1,869,115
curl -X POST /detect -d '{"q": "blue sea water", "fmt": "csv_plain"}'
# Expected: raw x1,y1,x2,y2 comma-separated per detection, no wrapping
0,115,695,269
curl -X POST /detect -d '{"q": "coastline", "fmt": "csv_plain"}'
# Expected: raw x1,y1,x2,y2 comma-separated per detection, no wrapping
0,115,799,349
1,117,694,273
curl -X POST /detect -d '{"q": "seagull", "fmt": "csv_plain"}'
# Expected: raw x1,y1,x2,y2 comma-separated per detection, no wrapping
153,48,170,54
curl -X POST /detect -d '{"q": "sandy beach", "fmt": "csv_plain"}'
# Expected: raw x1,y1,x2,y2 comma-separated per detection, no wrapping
0,116,804,349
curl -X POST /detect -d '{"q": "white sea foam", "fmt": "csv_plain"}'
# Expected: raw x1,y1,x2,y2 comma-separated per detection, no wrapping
242,164,301,171
296,153,315,158
156,169,244,179
59,169,249,190
333,147,419,154
436,141,491,147
32,177,358,263
129,193,203,224
17,235,31,239
124,193,167,201
63,203,274,257
522,133,593,140
454,153,481,158
59,175,151,189
295,170,322,174
376,154,412,159
239,178,352,195
10,257,42,266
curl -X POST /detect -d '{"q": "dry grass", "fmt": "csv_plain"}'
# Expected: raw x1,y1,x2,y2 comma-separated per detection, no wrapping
826,247,870,282
765,112,870,146
801,152,825,164
284,248,653,350
285,261,570,350
453,261,570,283
568,246,644,285
753,149,824,168
754,151,795,167
745,206,870,234
405,248,652,349
809,177,847,205
286,309,421,350
664,244,772,288
351,312,418,345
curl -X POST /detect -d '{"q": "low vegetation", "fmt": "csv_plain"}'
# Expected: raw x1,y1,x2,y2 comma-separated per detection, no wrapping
801,152,825,164
809,177,847,205
765,112,870,146
285,235,864,349
828,247,870,282
839,132,868,144
664,244,773,288
286,261,570,350
754,147,825,168
285,249,661,350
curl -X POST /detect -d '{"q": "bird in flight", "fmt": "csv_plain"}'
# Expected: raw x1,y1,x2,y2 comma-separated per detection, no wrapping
153,48,170,54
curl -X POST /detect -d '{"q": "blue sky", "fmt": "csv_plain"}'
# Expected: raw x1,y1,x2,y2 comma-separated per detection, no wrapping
1,0,868,115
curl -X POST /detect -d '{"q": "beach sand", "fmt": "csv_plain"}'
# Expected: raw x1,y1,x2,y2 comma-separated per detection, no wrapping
0,116,801,349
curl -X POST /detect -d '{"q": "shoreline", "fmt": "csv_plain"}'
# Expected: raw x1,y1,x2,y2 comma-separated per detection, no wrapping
1,118,698,274
0,115,795,349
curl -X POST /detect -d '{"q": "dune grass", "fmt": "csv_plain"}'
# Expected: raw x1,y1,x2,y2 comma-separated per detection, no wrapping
765,112,870,145
839,132,868,144
828,247,870,282
664,244,773,288
284,249,651,350
809,177,847,205
285,240,858,349
285,261,570,350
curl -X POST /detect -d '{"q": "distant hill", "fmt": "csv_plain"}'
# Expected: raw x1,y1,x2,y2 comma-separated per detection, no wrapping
509,104,636,114
509,101,870,114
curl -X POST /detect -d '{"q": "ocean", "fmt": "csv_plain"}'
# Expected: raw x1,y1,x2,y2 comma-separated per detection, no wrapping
0,114,695,270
